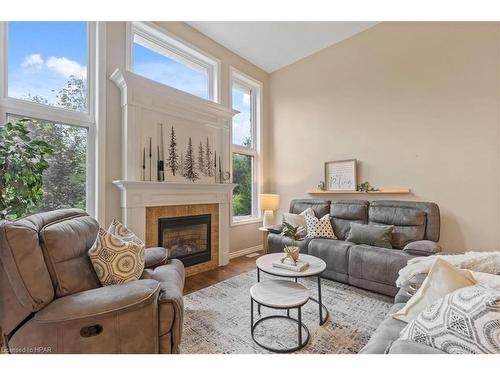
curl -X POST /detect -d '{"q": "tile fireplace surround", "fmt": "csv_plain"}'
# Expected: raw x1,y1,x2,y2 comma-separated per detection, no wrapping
113,181,234,272
111,69,237,272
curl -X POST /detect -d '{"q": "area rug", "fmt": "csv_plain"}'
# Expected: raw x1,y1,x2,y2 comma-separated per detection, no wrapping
180,270,393,354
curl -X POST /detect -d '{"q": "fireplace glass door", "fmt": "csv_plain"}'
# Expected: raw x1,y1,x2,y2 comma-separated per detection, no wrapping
158,214,211,267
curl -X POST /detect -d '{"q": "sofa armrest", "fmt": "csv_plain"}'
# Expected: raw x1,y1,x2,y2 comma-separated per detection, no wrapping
266,224,283,234
145,247,169,269
34,279,160,323
403,240,441,256
394,273,428,303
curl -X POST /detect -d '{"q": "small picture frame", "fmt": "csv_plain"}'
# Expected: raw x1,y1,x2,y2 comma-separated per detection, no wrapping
325,159,357,191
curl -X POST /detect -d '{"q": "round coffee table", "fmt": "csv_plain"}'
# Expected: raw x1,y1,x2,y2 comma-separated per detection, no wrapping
255,253,329,325
250,279,310,353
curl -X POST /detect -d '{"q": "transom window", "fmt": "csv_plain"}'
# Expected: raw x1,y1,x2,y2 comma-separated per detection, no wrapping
128,22,219,102
231,69,262,223
0,21,96,215
7,22,89,113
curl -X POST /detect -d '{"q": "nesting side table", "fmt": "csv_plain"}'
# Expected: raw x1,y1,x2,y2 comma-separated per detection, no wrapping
250,279,310,353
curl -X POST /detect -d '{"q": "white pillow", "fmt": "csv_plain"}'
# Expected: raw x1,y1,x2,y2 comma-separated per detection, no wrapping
471,271,500,288
392,258,476,323
399,284,500,354
282,208,315,237
304,214,336,239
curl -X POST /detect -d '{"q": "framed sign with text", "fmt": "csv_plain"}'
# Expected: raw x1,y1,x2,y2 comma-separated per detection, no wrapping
325,159,357,191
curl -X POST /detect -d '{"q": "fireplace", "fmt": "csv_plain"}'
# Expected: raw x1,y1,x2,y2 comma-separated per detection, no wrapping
158,214,211,267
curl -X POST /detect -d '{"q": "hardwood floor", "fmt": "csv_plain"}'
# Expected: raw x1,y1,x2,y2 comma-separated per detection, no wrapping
183,251,263,295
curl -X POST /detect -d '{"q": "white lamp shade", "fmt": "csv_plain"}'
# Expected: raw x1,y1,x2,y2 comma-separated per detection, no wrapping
260,194,280,211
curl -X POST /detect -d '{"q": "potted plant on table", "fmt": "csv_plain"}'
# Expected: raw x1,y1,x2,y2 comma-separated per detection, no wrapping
281,221,303,266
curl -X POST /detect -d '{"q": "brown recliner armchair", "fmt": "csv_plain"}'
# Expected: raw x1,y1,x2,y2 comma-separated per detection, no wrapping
0,209,185,354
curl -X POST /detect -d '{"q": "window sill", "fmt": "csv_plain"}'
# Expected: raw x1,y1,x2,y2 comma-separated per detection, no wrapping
231,217,263,227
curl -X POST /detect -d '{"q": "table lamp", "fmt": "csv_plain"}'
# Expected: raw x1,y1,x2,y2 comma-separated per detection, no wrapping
260,194,280,228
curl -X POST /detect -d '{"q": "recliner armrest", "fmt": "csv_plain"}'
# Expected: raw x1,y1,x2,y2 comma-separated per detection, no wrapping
403,240,441,256
34,279,160,323
145,247,169,268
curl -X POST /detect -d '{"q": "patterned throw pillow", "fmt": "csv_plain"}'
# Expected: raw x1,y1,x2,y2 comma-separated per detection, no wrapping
89,228,145,286
399,284,500,354
304,214,336,239
108,218,144,246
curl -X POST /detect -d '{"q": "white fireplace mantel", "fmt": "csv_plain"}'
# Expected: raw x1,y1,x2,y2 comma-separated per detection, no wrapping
110,69,238,267
113,180,236,266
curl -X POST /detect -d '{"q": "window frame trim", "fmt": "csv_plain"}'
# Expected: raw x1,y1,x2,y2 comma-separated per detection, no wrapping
0,21,105,223
126,21,221,103
229,67,263,226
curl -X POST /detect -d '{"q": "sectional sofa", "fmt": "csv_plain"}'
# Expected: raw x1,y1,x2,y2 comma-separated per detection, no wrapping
267,199,441,297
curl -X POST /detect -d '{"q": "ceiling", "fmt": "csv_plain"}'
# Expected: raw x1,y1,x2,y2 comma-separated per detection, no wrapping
187,22,379,73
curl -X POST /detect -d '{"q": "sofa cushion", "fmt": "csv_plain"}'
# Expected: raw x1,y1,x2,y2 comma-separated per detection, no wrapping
308,239,354,275
346,222,394,249
38,211,100,297
267,233,312,254
369,200,440,246
330,200,368,240
369,205,425,249
403,240,441,256
0,219,54,312
348,245,412,287
359,303,407,354
289,199,330,218
386,339,444,354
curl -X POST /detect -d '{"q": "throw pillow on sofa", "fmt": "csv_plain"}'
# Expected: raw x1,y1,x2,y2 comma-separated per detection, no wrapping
304,213,336,239
89,228,145,286
398,284,500,354
392,258,476,323
471,271,500,289
346,222,394,248
108,218,144,246
282,207,315,238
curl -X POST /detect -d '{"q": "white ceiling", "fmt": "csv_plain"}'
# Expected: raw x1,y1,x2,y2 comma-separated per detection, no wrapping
187,22,379,73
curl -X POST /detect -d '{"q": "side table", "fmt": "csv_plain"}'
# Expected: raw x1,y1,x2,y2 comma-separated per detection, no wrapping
258,227,269,253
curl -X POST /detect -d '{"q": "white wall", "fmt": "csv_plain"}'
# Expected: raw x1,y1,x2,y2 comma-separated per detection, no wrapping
269,22,500,252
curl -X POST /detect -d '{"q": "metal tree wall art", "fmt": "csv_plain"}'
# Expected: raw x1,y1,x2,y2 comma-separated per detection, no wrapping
183,137,199,182
179,151,185,177
167,125,179,176
197,141,205,175
204,137,214,177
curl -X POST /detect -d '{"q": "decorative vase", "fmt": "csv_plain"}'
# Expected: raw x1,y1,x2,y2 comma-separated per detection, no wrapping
281,245,300,266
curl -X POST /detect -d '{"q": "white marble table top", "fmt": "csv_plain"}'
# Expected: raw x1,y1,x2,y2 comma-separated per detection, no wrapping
256,253,326,277
250,280,310,308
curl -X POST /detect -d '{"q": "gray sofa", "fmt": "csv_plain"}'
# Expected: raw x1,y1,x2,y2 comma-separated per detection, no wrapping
360,274,445,354
267,199,441,297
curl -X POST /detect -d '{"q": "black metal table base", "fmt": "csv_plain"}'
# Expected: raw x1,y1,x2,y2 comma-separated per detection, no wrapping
257,269,329,326
251,299,310,353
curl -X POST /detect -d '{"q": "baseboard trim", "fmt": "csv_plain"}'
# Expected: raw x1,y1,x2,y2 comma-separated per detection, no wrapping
229,245,263,259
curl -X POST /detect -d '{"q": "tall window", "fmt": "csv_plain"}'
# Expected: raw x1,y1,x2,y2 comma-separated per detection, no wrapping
128,22,219,102
0,22,96,214
231,69,261,223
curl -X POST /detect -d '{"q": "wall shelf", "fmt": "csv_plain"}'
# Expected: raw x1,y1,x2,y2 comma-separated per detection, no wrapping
307,188,411,195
